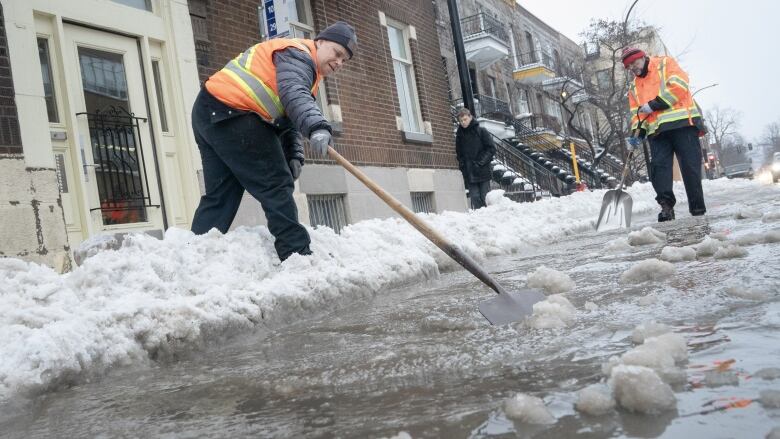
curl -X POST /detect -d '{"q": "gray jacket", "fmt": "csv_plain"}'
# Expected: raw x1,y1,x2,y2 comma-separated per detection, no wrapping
273,47,331,163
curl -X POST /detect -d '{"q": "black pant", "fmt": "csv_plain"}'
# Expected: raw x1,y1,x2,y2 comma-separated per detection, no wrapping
190,89,311,260
649,126,706,215
468,180,490,209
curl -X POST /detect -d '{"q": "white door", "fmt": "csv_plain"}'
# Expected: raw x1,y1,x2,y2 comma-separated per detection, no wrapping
63,24,164,233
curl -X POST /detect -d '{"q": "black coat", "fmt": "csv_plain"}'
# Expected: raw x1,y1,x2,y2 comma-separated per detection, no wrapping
456,119,496,183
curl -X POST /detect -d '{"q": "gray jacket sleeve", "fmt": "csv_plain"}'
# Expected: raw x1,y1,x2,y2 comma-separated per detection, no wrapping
273,48,331,138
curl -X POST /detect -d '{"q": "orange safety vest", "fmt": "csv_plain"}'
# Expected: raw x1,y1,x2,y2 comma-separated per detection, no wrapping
205,38,322,123
628,56,701,137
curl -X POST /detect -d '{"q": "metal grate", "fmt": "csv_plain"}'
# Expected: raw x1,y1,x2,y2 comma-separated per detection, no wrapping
307,194,349,233
411,192,435,214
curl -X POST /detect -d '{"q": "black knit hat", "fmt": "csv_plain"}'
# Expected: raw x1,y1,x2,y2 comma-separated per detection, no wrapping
314,21,357,59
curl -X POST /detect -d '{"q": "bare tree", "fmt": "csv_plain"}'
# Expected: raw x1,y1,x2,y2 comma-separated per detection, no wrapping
705,105,742,152
760,121,780,164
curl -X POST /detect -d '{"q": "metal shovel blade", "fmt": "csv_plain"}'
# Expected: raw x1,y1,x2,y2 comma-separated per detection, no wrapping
478,288,547,326
595,189,633,231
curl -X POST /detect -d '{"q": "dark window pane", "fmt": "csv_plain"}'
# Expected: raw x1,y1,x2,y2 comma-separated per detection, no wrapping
37,38,59,123
111,0,152,12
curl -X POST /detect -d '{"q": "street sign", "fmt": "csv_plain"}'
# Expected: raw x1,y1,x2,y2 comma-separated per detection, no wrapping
261,0,292,39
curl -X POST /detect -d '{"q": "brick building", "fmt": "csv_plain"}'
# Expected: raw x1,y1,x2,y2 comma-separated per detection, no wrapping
190,0,466,231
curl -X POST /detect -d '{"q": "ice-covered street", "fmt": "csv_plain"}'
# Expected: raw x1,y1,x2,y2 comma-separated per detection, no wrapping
1,178,780,438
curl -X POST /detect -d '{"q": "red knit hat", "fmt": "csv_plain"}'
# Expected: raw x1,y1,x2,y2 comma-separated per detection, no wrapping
621,47,646,68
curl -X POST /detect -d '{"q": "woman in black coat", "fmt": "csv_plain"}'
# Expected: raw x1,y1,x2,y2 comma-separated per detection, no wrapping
455,108,496,209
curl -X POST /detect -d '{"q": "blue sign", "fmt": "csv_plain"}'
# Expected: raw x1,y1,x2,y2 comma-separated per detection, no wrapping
264,0,277,37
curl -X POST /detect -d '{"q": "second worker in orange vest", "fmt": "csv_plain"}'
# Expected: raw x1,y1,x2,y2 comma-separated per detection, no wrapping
190,21,357,260
623,47,707,222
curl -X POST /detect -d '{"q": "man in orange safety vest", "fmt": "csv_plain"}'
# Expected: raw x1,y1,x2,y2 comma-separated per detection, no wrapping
190,21,357,260
623,47,707,222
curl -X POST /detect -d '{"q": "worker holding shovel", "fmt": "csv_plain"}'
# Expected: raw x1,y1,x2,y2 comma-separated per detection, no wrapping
190,21,357,260
622,47,707,222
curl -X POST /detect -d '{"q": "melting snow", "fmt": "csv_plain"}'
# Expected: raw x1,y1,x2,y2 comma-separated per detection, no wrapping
526,266,575,294
620,259,675,284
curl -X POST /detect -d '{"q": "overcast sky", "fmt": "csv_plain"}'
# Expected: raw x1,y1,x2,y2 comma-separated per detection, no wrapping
517,0,778,142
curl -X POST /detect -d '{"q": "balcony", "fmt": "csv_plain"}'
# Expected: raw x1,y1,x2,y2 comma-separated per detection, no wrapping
461,13,509,70
513,50,557,85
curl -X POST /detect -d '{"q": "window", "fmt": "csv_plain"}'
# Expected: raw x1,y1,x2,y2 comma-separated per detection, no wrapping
525,31,536,62
468,67,478,95
151,60,169,132
488,76,497,98
112,0,152,12
411,192,435,214
387,20,423,133
37,38,59,123
308,194,349,233
595,69,612,91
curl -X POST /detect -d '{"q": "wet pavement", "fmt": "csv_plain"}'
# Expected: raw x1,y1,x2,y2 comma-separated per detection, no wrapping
1,182,779,438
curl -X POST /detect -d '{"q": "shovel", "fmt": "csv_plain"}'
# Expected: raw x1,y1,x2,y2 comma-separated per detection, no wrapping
328,146,545,325
594,149,635,230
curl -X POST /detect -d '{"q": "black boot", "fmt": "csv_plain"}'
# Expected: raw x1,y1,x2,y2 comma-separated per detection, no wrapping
658,203,675,222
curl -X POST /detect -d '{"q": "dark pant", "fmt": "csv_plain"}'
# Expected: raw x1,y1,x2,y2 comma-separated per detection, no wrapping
468,180,490,209
190,89,310,260
649,127,706,215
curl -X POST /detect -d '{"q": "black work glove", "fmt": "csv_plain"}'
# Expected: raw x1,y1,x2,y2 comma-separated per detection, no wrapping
289,159,303,180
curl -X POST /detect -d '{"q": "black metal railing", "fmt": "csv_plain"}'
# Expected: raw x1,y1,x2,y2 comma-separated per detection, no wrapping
461,12,508,42
516,49,555,70
453,94,511,120
77,106,158,224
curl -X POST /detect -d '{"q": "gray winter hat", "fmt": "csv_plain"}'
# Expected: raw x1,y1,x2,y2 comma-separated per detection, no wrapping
314,21,357,59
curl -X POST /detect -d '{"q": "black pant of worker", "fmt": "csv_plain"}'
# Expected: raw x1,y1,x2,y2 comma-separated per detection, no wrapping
190,88,311,260
468,180,490,210
648,126,706,215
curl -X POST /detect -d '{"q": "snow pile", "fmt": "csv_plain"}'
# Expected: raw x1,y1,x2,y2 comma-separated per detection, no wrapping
763,211,780,223
503,393,556,424
608,365,676,413
575,384,615,416
72,233,120,266
608,334,688,385
0,179,761,400
524,294,576,329
605,237,633,253
714,244,748,259
526,266,575,294
631,321,672,343
659,246,696,262
695,236,724,257
620,259,675,284
725,285,770,301
485,189,513,206
734,207,763,219
627,227,666,246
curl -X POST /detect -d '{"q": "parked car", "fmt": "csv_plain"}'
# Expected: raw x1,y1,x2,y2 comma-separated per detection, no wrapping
771,152,780,183
723,162,754,179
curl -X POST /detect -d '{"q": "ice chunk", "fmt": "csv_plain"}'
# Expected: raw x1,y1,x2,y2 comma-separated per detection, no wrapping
734,232,767,246
627,227,666,246
759,390,780,408
644,333,688,363
755,368,780,380
632,321,672,344
73,233,120,265
703,370,739,387
526,266,575,294
609,365,676,413
763,211,780,223
584,301,598,311
503,393,556,424
735,207,762,219
725,285,770,301
695,236,724,257
485,189,513,206
575,384,615,416
620,259,675,284
606,237,633,253
714,244,747,259
525,294,577,329
709,232,730,241
659,246,696,262
602,356,622,376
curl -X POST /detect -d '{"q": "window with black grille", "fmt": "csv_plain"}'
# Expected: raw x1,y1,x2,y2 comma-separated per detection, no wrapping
307,194,349,233
411,192,435,214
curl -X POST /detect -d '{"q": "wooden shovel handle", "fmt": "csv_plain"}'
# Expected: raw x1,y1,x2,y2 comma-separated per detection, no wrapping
328,146,507,296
